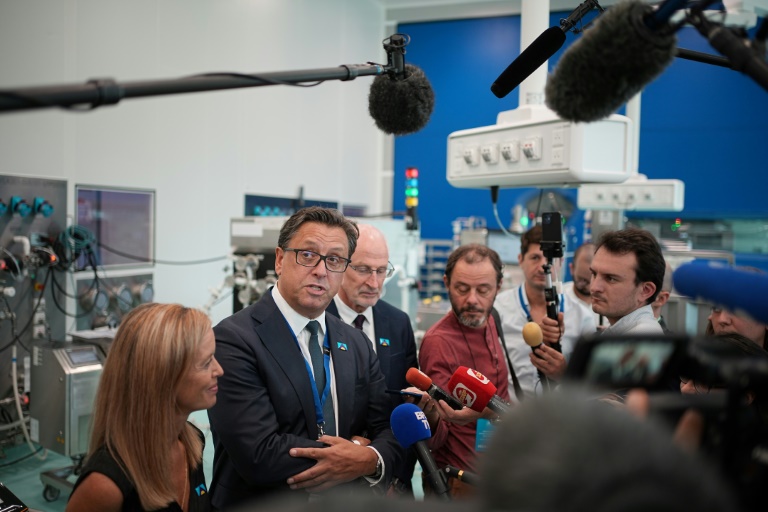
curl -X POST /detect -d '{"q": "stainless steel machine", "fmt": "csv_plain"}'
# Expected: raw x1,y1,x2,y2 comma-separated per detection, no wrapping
29,341,105,502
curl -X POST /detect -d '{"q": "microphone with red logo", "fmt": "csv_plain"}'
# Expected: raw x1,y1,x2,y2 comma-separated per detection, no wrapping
406,367,465,411
447,366,510,416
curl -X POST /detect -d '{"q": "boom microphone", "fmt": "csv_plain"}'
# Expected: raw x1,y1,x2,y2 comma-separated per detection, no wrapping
673,261,768,325
490,0,606,99
545,0,680,122
491,27,567,99
448,366,510,416
368,64,435,135
406,367,464,411
391,403,451,501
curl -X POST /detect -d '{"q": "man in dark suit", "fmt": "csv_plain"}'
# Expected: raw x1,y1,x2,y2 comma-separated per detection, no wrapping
208,207,401,510
326,223,418,494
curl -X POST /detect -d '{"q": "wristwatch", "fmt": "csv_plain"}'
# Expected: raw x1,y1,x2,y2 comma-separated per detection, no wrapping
368,456,383,479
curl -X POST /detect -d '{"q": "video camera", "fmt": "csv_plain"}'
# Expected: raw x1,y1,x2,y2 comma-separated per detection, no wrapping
566,333,768,510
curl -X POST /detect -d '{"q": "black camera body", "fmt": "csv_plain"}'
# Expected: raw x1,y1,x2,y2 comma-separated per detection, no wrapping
567,333,768,394
566,333,768,510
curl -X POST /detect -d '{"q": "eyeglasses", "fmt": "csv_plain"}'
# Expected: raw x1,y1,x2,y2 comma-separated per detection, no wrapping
679,377,711,394
283,248,351,273
349,263,395,278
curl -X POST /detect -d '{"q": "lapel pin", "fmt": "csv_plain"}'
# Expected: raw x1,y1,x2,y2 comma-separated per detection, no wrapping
337,342,348,351
379,338,390,347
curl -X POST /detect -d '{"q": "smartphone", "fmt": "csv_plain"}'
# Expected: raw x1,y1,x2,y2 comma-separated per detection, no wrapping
540,211,564,259
385,389,424,399
541,211,563,244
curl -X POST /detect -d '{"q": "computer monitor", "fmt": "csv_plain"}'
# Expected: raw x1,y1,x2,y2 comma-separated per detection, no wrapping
75,185,155,270
487,230,521,265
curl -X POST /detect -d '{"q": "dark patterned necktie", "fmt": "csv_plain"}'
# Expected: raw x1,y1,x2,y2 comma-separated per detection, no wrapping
353,314,366,331
306,320,335,436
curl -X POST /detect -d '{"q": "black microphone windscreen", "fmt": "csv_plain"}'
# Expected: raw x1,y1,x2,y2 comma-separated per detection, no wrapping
545,0,677,123
491,26,566,99
368,64,434,135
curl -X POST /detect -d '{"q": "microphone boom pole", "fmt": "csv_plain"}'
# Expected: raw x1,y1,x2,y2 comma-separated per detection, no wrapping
0,39,408,113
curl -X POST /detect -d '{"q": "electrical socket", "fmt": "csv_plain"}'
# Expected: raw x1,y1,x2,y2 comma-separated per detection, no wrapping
33,310,46,325
32,324,46,339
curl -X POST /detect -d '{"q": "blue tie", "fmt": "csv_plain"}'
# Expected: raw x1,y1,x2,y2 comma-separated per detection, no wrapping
306,320,335,436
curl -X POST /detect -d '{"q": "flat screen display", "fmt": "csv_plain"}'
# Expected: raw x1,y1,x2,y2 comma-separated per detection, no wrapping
75,186,155,270
487,231,521,265
66,348,100,366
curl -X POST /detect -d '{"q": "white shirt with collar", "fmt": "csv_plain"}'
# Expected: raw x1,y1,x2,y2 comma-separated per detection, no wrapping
562,281,602,326
333,295,376,352
601,304,664,336
271,284,384,484
495,284,597,399
272,284,336,420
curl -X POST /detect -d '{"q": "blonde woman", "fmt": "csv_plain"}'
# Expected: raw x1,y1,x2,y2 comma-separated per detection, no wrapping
67,303,223,512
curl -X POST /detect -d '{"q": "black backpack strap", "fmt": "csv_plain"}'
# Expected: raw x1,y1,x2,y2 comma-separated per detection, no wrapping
491,307,524,401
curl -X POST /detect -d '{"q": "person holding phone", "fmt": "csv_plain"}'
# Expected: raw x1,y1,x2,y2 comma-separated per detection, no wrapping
495,225,596,398
417,244,512,499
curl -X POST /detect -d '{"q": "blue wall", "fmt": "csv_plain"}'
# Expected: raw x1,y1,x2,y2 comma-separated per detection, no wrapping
393,13,768,241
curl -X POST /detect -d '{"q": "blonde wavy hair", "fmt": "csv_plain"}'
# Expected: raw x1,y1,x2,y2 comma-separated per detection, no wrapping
88,303,210,510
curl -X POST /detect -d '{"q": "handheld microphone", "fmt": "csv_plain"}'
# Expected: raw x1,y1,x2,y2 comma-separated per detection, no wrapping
448,366,510,416
391,403,451,501
444,465,480,487
523,322,550,388
368,63,434,135
673,261,768,325
545,0,681,122
406,367,464,411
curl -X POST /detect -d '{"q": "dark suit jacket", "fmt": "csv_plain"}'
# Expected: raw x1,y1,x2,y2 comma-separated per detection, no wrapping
326,299,418,491
326,299,418,410
209,291,401,509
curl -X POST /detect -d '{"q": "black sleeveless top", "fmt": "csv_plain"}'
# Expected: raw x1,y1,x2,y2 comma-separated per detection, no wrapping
71,424,211,511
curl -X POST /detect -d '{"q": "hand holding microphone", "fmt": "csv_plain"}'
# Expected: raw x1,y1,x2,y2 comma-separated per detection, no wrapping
391,403,451,501
524,322,567,383
406,367,465,411
448,366,511,417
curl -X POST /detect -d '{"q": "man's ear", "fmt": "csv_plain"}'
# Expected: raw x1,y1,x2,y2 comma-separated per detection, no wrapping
640,281,657,303
274,247,284,277
655,290,671,307
443,274,449,288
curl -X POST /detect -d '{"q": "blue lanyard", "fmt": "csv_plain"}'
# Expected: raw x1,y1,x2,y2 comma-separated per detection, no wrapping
518,285,564,322
288,321,332,431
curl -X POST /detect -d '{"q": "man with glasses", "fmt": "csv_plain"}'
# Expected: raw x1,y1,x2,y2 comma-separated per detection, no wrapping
326,223,418,495
209,207,401,509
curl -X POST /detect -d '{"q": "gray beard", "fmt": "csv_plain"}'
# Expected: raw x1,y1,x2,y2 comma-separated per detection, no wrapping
457,311,488,328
